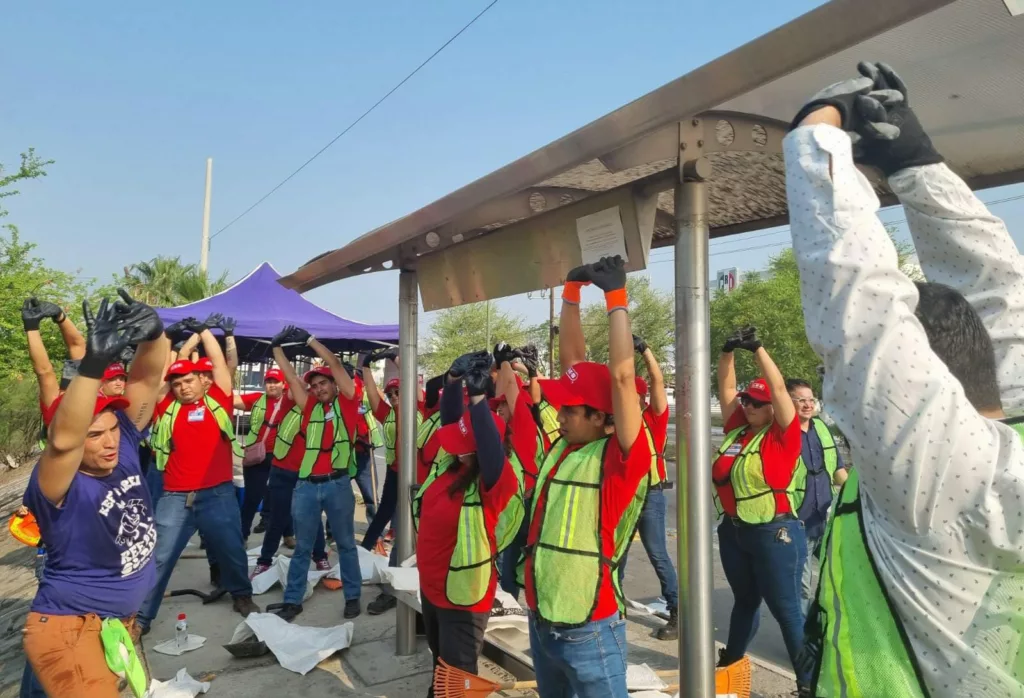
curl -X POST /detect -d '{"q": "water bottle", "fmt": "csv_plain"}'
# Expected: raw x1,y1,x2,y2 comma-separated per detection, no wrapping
175,613,188,649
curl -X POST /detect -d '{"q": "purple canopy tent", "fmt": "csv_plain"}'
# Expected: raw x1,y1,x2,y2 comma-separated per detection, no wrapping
156,262,398,361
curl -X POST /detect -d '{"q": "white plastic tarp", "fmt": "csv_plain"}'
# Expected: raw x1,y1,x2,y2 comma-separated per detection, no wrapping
229,613,355,675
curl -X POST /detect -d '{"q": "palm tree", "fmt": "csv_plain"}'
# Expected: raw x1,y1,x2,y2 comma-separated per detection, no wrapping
122,256,230,306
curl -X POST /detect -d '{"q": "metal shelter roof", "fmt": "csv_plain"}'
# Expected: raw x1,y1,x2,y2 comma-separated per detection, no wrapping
282,0,1024,295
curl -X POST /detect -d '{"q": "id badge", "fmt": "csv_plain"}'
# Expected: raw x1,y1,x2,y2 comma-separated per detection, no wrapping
324,408,335,421
187,407,206,423
724,443,743,456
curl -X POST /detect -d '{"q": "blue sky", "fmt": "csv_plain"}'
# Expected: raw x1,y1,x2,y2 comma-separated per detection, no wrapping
5,0,1024,338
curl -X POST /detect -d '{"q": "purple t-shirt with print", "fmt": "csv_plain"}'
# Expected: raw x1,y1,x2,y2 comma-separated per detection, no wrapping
24,410,157,618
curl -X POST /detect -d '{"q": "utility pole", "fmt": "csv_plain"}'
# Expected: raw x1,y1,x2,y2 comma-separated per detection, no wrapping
485,300,491,349
548,288,556,377
200,158,213,273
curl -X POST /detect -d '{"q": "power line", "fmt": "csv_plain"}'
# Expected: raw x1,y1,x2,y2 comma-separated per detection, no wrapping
211,0,502,241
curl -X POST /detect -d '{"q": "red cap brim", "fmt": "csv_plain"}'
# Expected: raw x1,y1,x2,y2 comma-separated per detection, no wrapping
94,395,130,416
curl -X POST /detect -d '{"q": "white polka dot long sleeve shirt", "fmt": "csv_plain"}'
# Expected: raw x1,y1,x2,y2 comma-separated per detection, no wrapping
784,124,1024,697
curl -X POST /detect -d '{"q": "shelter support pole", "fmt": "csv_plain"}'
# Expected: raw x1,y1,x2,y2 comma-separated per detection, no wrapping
396,269,419,655
674,158,715,696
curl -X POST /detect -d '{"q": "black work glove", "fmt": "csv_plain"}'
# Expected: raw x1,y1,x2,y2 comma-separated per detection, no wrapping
449,350,491,379
493,342,518,367
199,313,224,333
849,61,944,176
21,299,47,331
119,345,136,364
565,264,592,285
518,344,540,377
217,315,237,337
40,300,66,324
270,325,297,348
182,316,204,334
424,374,445,409
464,368,491,398
589,255,627,293
112,289,164,342
79,299,144,379
735,326,762,353
377,348,399,363
790,73,878,132
633,335,648,355
360,351,375,368
164,319,190,342
287,327,312,346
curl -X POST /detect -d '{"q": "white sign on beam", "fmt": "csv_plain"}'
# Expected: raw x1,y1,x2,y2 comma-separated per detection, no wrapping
576,207,628,265
717,268,740,293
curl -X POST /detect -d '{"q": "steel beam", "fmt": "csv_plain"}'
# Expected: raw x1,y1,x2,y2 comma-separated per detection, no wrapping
395,269,419,655
675,156,714,696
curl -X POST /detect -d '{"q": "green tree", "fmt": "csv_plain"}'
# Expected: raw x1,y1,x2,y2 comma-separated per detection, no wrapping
114,255,230,306
1,149,53,220
709,237,918,393
422,302,529,376
579,275,674,377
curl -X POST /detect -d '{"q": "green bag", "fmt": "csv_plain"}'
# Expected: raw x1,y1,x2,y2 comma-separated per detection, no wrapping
100,618,147,698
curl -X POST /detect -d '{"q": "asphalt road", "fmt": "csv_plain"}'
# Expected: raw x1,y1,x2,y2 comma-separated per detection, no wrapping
625,414,797,672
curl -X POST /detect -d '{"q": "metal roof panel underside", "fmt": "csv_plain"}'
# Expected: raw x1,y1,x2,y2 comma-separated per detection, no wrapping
282,0,1024,292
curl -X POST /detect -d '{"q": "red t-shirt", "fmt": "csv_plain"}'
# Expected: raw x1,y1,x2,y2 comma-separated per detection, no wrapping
712,410,802,517
643,406,670,482
524,430,651,622
308,398,337,477
508,389,541,491
417,462,519,612
156,384,235,492
418,431,440,485
240,392,292,451
40,395,63,427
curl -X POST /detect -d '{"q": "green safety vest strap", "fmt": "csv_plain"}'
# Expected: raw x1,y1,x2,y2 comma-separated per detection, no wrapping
525,436,648,627
152,395,242,472
384,406,424,468
641,416,662,487
417,410,442,450
297,399,355,479
100,618,147,698
712,423,800,524
363,392,384,449
244,394,268,447
537,399,560,447
790,417,840,512
272,404,304,461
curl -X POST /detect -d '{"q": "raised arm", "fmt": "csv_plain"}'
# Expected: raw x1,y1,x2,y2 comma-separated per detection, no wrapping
494,343,521,416
718,342,740,424
304,334,355,400
559,270,590,370
271,348,307,412
23,299,60,409
636,336,668,417
754,345,795,429
465,371,504,490
40,299,142,505
197,314,233,394
56,312,86,361
220,316,239,375
361,350,385,413
113,290,168,430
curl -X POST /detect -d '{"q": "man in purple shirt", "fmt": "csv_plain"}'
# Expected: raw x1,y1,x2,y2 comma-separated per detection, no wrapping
22,291,168,698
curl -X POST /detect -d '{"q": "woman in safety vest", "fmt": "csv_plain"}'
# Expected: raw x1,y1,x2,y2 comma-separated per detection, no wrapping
713,326,808,690
414,367,519,697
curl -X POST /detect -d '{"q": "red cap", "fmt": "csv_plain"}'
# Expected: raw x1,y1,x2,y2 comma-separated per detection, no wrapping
437,412,506,456
303,366,334,384
265,368,285,383
165,360,196,380
538,362,615,415
635,376,649,397
195,357,214,373
94,394,130,416
739,378,772,403
102,363,127,381
384,378,400,392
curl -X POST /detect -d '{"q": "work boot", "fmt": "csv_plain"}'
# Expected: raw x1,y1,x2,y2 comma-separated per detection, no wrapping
283,536,297,549
314,557,332,572
209,563,221,588
794,686,813,698
250,561,271,580
272,603,303,622
368,592,397,615
344,599,362,619
716,647,733,668
233,596,261,617
253,518,267,534
656,607,678,641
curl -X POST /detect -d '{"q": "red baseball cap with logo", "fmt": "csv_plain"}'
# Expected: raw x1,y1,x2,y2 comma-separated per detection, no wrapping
303,366,334,385
94,394,130,416
195,357,214,373
538,362,615,415
384,378,400,393
264,368,285,383
102,363,127,381
437,411,506,456
635,376,649,397
165,360,197,380
739,378,772,403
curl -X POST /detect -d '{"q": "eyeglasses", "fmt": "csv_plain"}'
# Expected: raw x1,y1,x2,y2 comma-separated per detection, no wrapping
792,398,818,406
739,396,770,409
385,390,399,399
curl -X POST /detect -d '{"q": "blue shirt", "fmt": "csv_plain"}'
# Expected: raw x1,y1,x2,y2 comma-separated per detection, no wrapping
25,410,157,618
795,419,844,541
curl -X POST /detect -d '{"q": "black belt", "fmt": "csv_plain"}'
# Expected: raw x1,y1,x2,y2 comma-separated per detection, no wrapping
728,513,796,527
650,481,674,491
303,470,346,484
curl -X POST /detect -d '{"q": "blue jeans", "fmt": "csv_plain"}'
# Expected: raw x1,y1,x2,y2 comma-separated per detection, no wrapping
361,468,396,550
801,533,822,616
499,503,530,598
137,482,253,629
529,614,629,698
19,661,45,698
259,465,325,567
146,467,164,503
718,516,809,685
284,476,362,604
616,488,679,609
353,449,377,520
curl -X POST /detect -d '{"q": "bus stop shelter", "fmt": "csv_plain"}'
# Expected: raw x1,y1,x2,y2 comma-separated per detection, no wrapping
281,0,1024,693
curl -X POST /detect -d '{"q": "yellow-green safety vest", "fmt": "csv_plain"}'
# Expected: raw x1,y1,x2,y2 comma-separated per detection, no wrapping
244,394,291,448
520,437,649,626
417,409,442,450
810,422,1024,697
384,406,424,468
641,418,662,487
362,391,384,449
537,398,560,446
151,395,242,472
270,399,355,478
412,453,525,607
712,424,800,524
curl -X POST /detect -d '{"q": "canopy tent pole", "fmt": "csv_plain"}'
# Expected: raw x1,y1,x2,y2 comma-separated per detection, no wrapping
675,155,715,696
396,269,419,655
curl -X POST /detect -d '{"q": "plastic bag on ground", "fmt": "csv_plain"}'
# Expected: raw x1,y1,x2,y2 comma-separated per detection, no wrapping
144,668,210,698
626,663,668,691
233,612,354,675
251,555,331,601
356,546,389,583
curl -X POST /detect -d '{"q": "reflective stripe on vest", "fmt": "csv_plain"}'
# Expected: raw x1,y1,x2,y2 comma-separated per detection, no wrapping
537,399,560,448
417,410,441,450
273,399,355,478
152,395,242,472
641,416,662,487
363,392,384,449
412,454,524,607
811,422,1024,697
272,404,304,461
791,417,839,515
525,437,650,627
712,424,799,524
383,410,397,467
